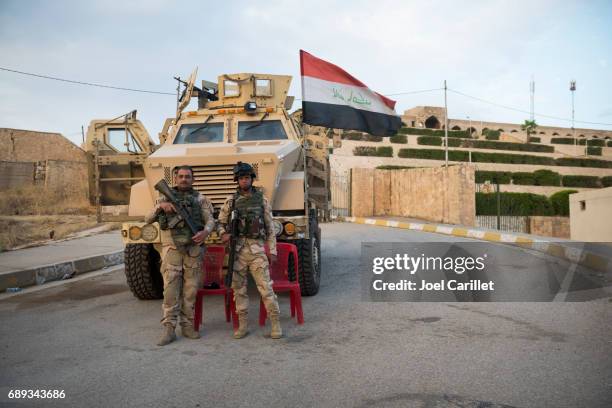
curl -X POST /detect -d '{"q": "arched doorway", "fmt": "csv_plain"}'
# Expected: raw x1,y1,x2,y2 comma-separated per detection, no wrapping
425,116,441,129
451,125,461,131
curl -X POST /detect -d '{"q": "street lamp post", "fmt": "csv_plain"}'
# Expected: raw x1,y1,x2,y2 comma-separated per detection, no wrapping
570,80,576,152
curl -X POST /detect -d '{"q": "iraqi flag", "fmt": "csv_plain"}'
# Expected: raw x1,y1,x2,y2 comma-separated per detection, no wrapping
300,50,401,136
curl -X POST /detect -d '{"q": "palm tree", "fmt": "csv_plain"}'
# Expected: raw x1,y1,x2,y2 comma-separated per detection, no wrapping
521,119,538,142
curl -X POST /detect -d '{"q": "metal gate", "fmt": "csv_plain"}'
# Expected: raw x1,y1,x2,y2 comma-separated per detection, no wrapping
330,170,351,218
475,182,529,233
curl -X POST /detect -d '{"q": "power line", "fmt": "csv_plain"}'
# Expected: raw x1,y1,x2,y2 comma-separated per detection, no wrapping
0,67,175,96
448,88,612,127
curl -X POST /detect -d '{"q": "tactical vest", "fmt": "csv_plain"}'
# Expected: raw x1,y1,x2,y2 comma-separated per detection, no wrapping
234,188,267,240
158,188,203,247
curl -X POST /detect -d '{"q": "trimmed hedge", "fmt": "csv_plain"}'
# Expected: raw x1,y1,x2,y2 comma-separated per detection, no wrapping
555,157,612,168
587,146,602,156
353,146,376,156
475,171,512,184
561,175,601,188
532,169,562,186
602,176,612,187
376,165,413,170
512,172,536,185
476,192,554,216
416,137,554,153
353,146,393,157
550,190,578,216
345,132,363,141
396,148,612,168
398,127,471,138
608,140,612,147
551,138,605,147
529,137,541,143
484,129,500,140
363,134,383,142
389,134,407,144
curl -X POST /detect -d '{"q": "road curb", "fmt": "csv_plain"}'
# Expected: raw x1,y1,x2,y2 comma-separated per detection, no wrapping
338,216,611,274
0,250,124,292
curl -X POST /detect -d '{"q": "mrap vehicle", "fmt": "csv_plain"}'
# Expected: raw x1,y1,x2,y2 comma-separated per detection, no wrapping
83,69,332,300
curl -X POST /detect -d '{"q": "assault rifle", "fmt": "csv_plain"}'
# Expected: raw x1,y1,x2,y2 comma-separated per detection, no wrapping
154,179,202,237
224,196,239,314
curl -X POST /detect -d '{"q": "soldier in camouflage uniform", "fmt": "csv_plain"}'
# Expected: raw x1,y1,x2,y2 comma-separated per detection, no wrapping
145,165,215,346
218,162,282,339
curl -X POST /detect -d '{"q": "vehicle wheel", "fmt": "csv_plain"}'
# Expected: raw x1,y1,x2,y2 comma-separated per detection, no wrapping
124,243,163,300
296,212,321,296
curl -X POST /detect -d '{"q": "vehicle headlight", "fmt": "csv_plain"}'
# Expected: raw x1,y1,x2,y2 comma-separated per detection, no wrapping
128,226,142,240
141,224,158,242
272,220,283,237
283,222,296,236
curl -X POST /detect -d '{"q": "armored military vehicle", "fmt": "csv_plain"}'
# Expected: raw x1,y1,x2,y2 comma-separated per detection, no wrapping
86,69,330,300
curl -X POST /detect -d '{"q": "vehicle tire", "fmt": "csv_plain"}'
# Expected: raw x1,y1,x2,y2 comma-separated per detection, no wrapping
124,243,164,300
296,211,321,296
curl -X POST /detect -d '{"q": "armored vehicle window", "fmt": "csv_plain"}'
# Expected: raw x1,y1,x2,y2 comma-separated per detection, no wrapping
238,120,288,141
174,123,224,144
107,128,143,152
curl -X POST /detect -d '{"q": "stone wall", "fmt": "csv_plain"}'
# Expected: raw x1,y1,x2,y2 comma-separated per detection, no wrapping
351,164,475,226
528,216,570,238
0,128,86,162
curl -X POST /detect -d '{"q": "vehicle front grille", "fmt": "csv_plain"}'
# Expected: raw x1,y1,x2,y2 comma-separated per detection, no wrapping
192,164,236,209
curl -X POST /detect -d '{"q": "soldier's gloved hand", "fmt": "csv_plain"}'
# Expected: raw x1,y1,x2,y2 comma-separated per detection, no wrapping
267,253,277,265
159,202,176,214
192,230,209,244
221,233,231,244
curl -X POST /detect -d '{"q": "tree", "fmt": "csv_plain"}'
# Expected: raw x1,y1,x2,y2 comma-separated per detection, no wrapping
521,119,538,142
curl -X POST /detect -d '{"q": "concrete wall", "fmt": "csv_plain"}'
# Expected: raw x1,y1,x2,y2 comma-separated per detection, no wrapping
0,128,86,162
569,187,612,241
529,216,570,239
351,164,475,226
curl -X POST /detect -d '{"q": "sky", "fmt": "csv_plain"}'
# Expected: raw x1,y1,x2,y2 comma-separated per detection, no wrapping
1,0,611,146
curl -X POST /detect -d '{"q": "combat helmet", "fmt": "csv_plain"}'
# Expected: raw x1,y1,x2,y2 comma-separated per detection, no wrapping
233,161,257,181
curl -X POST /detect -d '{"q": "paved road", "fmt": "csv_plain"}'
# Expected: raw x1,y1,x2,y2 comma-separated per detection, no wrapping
0,223,610,408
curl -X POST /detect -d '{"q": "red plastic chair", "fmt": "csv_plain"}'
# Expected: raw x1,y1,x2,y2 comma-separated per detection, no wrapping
259,242,304,326
194,245,238,331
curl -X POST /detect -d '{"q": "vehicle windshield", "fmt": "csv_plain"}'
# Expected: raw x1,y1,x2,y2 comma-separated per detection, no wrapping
174,123,224,144
238,120,288,141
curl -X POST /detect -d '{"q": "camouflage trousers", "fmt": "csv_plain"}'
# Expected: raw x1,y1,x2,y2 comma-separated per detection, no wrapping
232,243,280,318
160,245,203,328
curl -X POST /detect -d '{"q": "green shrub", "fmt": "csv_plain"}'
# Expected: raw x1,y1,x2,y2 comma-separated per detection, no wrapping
555,157,612,168
484,129,500,140
328,147,334,155
512,172,536,185
587,146,602,155
586,139,605,147
529,137,541,143
469,139,553,153
417,136,443,146
397,148,469,161
601,176,612,187
363,134,383,142
550,137,575,145
376,165,413,170
471,151,555,165
389,134,407,144
608,140,612,147
533,169,561,186
345,132,363,141
475,171,512,184
375,146,393,157
353,146,376,156
398,127,470,138
476,192,554,216
562,175,601,188
550,190,578,216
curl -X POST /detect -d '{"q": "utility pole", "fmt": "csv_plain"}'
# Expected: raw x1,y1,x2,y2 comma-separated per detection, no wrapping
444,80,448,167
530,76,535,121
570,80,576,151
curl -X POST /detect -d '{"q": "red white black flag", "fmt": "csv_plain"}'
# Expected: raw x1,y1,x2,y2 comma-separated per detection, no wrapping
300,50,401,136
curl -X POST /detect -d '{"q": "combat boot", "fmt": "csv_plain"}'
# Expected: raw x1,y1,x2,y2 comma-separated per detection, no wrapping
270,315,282,339
181,325,201,340
157,324,176,346
233,315,249,339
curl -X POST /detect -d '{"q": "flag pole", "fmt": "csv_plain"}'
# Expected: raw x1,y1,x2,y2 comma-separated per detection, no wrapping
444,80,448,167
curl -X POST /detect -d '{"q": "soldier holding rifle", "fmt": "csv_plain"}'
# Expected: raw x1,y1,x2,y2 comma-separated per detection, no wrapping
145,165,215,346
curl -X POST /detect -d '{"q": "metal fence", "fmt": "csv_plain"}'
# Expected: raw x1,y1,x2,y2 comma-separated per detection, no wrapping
330,170,351,218
475,215,529,233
